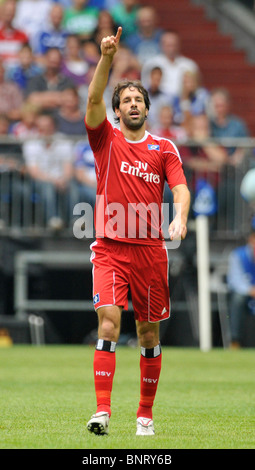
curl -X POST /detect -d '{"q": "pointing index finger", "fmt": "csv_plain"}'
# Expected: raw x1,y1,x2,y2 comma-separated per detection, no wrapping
115,26,122,44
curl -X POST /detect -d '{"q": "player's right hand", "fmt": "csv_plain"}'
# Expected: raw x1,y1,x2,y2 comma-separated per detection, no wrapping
101,26,122,58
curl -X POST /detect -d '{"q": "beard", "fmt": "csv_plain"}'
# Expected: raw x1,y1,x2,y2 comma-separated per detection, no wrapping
121,112,147,130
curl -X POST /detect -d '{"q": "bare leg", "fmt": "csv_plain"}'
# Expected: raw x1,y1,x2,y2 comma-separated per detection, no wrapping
136,320,162,422
92,305,122,417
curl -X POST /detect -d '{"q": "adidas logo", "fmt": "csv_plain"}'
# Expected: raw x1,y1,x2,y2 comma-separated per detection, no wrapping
161,307,167,315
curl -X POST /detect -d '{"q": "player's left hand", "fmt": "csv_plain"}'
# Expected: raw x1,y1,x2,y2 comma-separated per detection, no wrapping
168,218,187,240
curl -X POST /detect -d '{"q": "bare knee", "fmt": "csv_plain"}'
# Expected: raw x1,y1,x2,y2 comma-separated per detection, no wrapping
99,317,118,341
97,306,122,343
136,321,159,348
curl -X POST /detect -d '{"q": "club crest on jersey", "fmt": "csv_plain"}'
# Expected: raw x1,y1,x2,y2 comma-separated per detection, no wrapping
93,293,100,305
148,143,160,151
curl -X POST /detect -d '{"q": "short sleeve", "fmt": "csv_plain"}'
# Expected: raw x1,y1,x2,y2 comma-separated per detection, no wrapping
84,117,114,154
163,141,187,189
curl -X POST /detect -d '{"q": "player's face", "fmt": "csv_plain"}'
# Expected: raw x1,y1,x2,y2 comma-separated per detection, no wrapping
116,87,148,131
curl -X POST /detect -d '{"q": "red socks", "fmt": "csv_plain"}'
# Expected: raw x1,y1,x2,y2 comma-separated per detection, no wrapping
137,344,162,420
93,340,116,417
93,340,162,421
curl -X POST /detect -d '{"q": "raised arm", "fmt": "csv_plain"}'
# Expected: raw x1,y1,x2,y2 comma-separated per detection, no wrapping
85,27,122,128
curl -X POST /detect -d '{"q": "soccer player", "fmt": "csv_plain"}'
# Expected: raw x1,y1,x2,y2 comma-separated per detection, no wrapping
86,27,190,436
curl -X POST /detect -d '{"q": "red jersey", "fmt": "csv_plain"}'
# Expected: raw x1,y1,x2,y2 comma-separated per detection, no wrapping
85,118,187,245
0,27,28,68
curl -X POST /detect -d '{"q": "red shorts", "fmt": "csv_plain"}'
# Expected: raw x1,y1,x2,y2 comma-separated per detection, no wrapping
90,238,170,323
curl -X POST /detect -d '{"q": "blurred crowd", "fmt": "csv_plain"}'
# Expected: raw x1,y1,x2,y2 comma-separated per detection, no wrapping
0,0,253,230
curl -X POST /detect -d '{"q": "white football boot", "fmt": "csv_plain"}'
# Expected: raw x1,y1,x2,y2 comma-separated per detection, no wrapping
87,412,110,435
136,417,155,435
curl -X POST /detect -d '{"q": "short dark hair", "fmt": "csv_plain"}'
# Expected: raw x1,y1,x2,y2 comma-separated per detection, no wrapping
112,79,150,123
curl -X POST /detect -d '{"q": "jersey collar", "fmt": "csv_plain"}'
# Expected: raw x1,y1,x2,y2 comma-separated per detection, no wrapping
124,131,149,144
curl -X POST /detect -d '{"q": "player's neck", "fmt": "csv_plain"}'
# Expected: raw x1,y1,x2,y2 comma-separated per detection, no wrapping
120,123,146,142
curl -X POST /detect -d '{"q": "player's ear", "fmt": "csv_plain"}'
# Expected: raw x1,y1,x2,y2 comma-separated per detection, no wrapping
115,108,121,118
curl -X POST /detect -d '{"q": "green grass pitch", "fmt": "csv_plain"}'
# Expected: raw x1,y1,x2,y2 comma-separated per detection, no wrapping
0,345,255,449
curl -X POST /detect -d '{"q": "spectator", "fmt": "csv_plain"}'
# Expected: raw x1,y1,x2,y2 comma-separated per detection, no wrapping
77,61,97,112
227,227,255,349
10,102,40,138
142,30,199,97
22,112,74,229
110,0,139,41
124,6,163,64
63,0,99,39
209,88,250,230
0,114,28,227
91,9,117,49
25,47,75,111
54,87,85,135
71,140,96,211
0,59,24,121
13,0,52,53
35,3,68,59
172,69,210,135
149,104,188,142
81,38,100,64
7,44,42,92
209,87,249,163
0,0,29,71
61,34,89,87
181,114,228,208
146,66,175,131
77,39,100,106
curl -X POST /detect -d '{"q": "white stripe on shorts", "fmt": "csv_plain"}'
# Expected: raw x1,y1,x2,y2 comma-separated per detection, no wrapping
112,270,116,304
